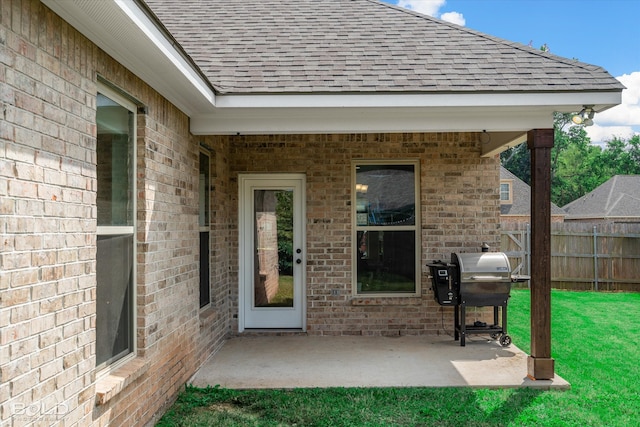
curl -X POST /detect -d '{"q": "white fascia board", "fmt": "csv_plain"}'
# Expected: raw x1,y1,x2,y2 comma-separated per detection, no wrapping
214,91,621,111
192,106,554,135
42,0,215,115
113,1,215,106
191,91,622,135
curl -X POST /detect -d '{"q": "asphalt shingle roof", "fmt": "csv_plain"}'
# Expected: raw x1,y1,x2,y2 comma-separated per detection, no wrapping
500,167,565,216
563,175,640,218
144,0,623,95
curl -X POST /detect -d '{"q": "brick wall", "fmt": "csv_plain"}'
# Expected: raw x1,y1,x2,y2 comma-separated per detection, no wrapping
255,210,280,306
1,1,231,426
225,133,501,336
1,0,99,424
1,1,503,425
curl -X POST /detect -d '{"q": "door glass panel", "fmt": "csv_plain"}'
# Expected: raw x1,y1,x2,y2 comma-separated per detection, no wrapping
254,189,294,308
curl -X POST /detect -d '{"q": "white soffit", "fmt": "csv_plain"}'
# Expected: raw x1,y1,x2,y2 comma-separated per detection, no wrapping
191,91,622,135
41,0,215,115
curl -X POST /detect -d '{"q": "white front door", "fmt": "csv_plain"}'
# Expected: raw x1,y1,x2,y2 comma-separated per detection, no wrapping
239,174,306,331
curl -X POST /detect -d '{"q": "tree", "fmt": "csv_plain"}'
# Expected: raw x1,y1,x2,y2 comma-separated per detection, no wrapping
629,135,640,166
276,190,294,275
500,143,530,184
600,136,640,176
500,114,640,207
553,134,603,206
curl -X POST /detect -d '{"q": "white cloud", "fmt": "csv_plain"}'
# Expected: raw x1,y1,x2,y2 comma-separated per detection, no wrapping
440,11,465,26
397,0,465,25
397,0,445,16
588,72,640,144
586,124,638,146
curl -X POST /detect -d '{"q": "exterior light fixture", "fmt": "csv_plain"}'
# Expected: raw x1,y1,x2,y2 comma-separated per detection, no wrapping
480,130,491,144
571,105,595,126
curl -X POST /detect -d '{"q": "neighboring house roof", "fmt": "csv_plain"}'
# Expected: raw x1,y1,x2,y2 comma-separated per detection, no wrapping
500,167,565,216
144,0,622,95
563,175,640,219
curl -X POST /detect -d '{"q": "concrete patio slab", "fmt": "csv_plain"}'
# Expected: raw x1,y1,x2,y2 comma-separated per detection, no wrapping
190,335,570,390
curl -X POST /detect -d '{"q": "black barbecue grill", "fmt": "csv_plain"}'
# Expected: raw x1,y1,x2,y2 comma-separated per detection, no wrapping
429,251,527,346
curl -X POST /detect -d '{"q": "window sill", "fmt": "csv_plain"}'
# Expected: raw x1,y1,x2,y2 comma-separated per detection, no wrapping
350,296,423,306
199,306,218,327
95,357,149,406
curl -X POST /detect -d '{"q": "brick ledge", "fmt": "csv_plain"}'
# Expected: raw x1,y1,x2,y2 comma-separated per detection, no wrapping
350,297,423,306
199,306,218,326
95,357,149,406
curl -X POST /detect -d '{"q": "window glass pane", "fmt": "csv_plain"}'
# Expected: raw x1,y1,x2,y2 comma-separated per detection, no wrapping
500,183,510,201
199,152,210,227
96,234,134,367
200,232,211,308
355,165,415,226
356,230,415,293
199,152,211,307
97,93,134,226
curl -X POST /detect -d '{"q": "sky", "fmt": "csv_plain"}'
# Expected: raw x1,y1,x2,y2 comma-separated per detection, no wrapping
383,0,640,145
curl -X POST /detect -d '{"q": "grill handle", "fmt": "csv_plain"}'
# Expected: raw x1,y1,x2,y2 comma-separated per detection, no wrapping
469,275,506,281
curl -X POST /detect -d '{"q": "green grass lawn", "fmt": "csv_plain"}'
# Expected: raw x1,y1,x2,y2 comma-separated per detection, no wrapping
265,275,294,307
157,290,640,426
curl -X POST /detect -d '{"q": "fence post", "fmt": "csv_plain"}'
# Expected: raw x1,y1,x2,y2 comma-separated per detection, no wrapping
593,226,599,291
524,223,531,275
526,223,531,288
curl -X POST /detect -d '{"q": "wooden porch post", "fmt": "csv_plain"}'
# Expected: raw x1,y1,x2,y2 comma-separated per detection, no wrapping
527,128,555,380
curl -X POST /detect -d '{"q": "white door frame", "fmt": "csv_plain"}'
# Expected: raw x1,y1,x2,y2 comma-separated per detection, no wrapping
238,173,306,332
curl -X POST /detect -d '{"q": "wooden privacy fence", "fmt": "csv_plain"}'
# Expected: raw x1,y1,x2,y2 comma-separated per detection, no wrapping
501,222,640,291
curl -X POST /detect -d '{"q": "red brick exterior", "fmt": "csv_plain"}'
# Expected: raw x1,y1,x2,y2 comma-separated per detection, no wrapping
1,2,231,425
1,1,500,425
224,133,501,336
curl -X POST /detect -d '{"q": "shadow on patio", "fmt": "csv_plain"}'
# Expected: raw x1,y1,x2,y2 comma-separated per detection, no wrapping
190,335,569,390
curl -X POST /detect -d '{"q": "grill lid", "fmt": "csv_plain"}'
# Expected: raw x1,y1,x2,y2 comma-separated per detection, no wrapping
452,252,511,282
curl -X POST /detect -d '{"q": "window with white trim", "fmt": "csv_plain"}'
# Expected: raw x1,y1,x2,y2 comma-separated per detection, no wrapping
500,181,513,204
353,161,420,295
199,149,211,308
96,84,136,369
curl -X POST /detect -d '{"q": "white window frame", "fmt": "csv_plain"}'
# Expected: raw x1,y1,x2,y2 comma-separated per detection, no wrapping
96,82,137,373
351,160,421,297
199,148,211,309
500,180,513,204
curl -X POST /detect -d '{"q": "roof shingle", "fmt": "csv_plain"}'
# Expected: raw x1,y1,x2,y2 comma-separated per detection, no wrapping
563,175,640,218
144,0,624,95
